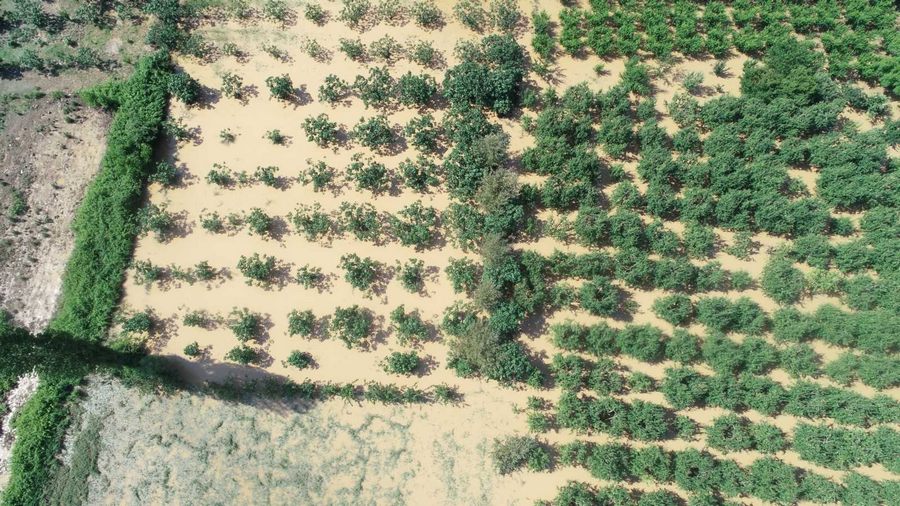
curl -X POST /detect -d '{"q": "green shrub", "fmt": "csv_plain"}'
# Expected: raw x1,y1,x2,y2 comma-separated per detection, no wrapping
331,305,372,348
228,308,260,342
301,113,339,146
183,341,201,357
389,305,429,345
51,53,170,342
287,310,315,337
245,208,271,236
339,254,380,292
631,446,672,482
351,115,394,150
652,294,693,326
747,457,800,504
396,259,424,292
225,344,258,365
588,443,631,481
289,204,333,241
237,253,276,285
446,257,479,294
706,414,753,452
382,351,420,375
491,436,550,474
285,350,313,369
389,201,439,249
265,74,293,100
762,254,806,305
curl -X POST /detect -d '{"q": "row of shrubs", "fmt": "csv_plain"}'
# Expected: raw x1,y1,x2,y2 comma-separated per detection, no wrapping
660,368,897,428
547,356,898,471
545,0,899,95
556,442,895,505
551,307,898,391
208,376,458,405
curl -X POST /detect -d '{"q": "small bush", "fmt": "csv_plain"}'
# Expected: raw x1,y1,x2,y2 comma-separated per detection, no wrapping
491,436,550,474
228,308,260,342
331,305,372,348
237,253,276,284
265,74,294,100
301,113,339,146
285,350,313,369
287,310,315,337
225,345,258,365
382,351,420,375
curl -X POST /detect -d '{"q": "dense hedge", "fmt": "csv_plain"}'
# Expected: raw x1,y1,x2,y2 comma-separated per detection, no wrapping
553,442,898,505
50,52,171,342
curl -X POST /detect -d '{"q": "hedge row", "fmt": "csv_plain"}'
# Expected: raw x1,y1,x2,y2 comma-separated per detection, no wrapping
50,51,171,342
552,315,898,392
556,442,897,505
660,368,897,428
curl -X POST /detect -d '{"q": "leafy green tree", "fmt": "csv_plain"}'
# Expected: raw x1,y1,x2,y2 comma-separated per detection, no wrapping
442,34,525,115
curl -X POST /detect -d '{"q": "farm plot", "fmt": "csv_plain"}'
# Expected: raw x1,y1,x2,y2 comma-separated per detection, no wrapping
107,0,900,504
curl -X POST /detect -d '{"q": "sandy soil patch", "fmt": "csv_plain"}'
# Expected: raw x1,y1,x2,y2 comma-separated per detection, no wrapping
0,95,109,332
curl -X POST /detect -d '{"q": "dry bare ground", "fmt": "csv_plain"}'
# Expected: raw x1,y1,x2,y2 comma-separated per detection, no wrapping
0,94,110,332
